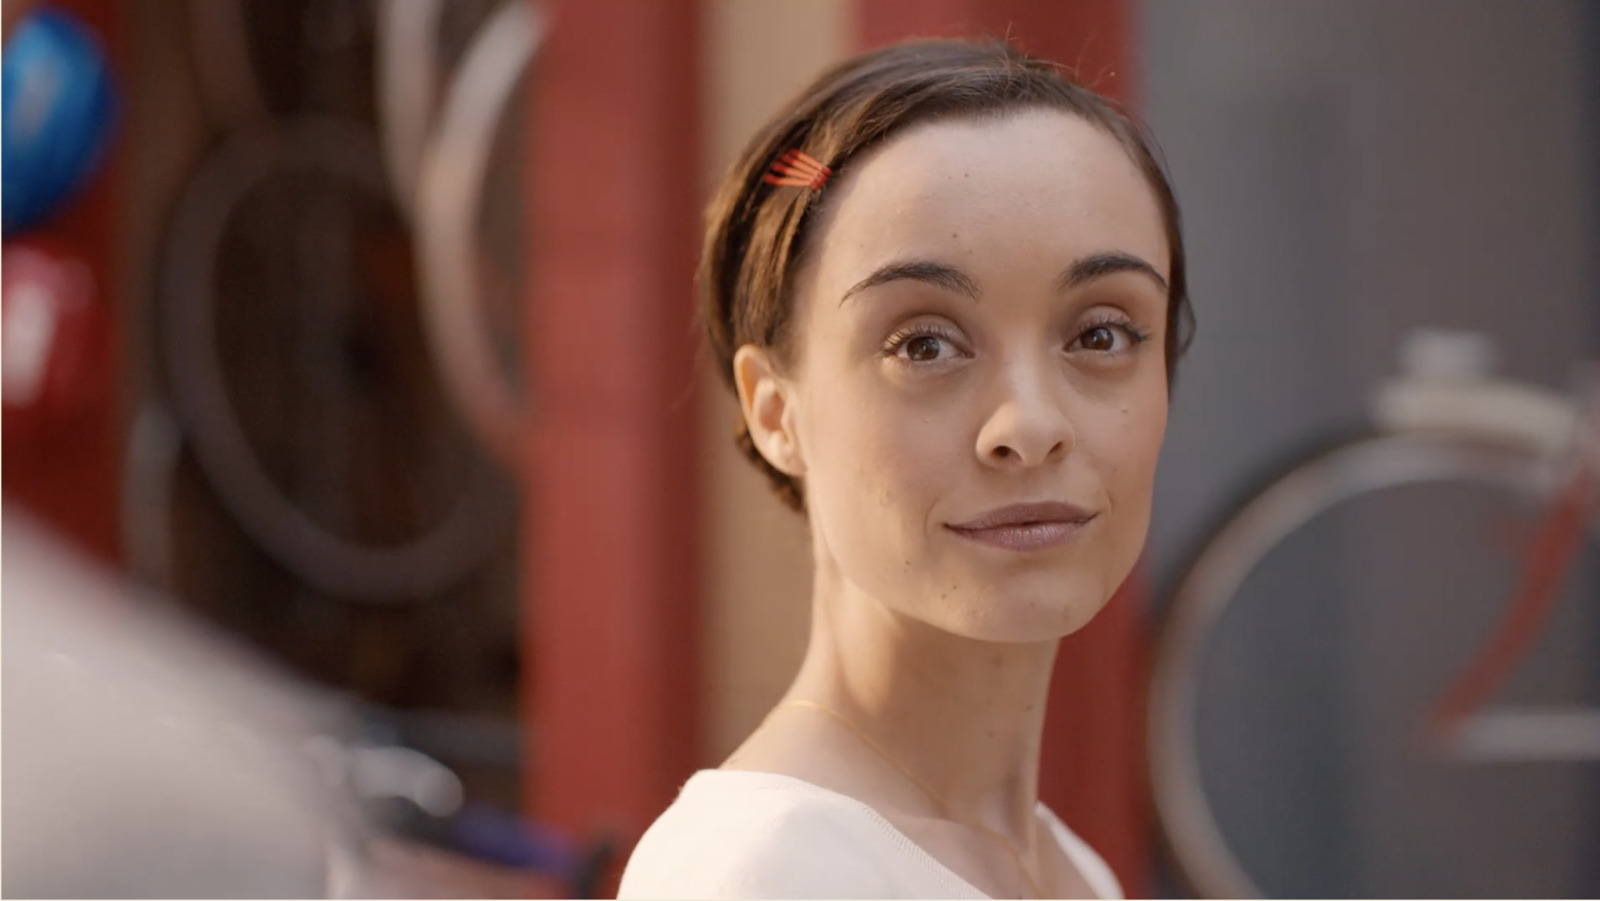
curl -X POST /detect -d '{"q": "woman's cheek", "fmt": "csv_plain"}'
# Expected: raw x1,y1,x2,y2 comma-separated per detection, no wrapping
850,398,952,521
1104,394,1167,549
854,402,922,481
808,385,900,502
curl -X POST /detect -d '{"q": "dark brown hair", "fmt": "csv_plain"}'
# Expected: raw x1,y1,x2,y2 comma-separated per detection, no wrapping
701,38,1193,512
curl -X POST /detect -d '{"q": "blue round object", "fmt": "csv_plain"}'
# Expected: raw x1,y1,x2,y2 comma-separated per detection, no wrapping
2,7,118,236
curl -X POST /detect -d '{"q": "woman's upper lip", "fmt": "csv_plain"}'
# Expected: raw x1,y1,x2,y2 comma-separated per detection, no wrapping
947,501,1096,530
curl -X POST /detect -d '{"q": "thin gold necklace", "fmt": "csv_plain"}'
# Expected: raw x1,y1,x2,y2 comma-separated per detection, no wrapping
769,699,1049,899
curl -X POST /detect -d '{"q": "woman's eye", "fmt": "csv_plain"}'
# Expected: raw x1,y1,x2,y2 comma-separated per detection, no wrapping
1072,321,1143,354
884,327,963,364
1080,326,1119,352
904,335,946,362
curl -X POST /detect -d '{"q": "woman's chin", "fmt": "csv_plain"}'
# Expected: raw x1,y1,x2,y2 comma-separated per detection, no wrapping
930,574,1115,643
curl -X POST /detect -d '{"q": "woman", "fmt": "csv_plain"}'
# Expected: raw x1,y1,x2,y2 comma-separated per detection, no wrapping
620,37,1191,900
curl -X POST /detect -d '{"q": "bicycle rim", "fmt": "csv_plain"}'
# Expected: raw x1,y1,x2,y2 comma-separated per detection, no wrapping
1148,429,1598,898
158,118,513,601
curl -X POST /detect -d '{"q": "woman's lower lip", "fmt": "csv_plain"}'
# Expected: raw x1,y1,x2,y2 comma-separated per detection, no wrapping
946,519,1092,552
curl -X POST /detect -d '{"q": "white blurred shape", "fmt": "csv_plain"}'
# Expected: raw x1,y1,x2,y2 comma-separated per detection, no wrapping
1448,709,1600,762
1,506,358,897
1399,328,1497,383
3,281,60,406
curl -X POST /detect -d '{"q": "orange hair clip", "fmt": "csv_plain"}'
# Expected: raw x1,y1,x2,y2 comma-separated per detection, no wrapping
763,148,832,190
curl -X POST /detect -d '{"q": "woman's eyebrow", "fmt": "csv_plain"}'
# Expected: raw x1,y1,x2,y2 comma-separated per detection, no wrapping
838,251,1168,307
1054,251,1169,293
838,260,980,306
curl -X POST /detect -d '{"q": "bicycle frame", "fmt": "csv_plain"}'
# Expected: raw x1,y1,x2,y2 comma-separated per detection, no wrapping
1406,363,1600,762
1150,333,1600,897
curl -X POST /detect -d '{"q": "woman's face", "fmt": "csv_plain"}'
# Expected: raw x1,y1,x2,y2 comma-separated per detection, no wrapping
751,110,1170,643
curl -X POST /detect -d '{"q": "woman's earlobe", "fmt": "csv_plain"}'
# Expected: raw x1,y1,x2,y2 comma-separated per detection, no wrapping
733,344,805,477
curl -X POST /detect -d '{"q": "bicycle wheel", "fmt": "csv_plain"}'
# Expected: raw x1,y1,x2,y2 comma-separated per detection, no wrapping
375,0,504,218
1149,429,1600,898
158,118,513,601
187,0,377,129
412,0,540,470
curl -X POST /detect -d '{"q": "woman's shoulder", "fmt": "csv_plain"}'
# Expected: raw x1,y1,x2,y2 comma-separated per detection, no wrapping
616,769,923,900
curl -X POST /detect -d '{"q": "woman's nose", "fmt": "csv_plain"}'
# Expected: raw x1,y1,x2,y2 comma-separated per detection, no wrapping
974,362,1076,468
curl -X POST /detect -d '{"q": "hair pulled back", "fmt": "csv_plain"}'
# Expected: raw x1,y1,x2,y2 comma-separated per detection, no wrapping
701,38,1192,512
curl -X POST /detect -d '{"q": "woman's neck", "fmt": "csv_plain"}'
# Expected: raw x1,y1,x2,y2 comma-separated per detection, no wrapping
781,558,1061,842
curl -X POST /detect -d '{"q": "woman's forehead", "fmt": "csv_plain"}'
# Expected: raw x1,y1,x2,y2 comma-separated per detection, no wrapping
806,110,1168,289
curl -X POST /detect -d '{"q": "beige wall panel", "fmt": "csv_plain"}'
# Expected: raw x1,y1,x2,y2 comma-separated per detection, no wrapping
700,0,850,762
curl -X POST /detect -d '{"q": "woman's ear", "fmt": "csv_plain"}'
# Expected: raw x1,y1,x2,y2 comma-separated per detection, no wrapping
732,344,805,478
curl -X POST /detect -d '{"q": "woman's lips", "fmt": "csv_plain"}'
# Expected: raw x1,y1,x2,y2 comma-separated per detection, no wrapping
945,502,1097,552
947,519,1094,551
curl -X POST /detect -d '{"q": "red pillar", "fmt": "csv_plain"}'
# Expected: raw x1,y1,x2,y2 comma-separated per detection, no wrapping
521,0,704,859
859,3,1149,894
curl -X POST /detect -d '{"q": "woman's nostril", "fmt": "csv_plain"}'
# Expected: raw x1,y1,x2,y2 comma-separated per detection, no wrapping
995,446,1013,459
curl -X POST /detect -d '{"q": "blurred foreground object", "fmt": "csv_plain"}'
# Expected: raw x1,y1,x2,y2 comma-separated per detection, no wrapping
1,509,588,897
2,506,355,896
2,4,117,236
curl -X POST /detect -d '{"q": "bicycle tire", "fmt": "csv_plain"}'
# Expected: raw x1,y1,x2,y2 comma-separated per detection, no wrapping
186,0,377,129
158,118,512,601
413,0,541,470
1147,428,1600,898
375,0,445,219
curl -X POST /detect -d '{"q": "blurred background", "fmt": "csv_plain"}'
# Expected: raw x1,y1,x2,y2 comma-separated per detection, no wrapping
2,0,1597,897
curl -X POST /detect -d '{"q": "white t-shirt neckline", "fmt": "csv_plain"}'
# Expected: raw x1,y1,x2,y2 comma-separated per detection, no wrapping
681,768,1122,899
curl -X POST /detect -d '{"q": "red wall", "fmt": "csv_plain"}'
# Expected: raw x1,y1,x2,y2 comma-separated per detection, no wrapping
2,0,125,563
520,0,704,854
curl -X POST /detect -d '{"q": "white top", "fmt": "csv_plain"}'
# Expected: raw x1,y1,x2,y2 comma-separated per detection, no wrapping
617,769,1123,899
